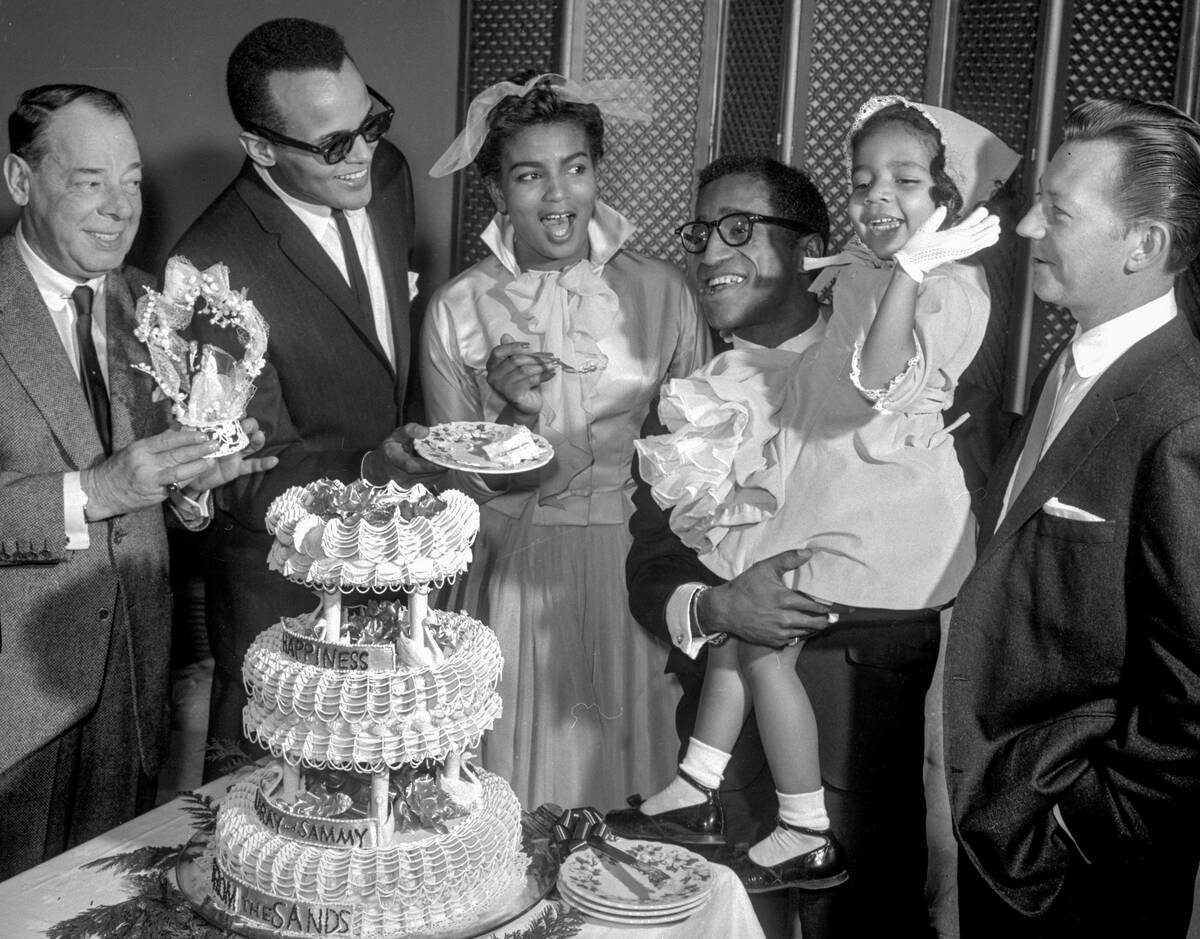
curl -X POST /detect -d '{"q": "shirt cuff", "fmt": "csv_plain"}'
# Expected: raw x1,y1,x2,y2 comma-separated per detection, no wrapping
63,471,89,550
168,488,212,530
668,583,708,659
1051,803,1092,864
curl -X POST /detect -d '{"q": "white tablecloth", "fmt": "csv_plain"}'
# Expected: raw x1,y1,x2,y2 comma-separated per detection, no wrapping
0,770,765,939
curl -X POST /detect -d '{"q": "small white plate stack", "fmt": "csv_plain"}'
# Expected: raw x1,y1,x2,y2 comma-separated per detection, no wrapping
556,838,713,926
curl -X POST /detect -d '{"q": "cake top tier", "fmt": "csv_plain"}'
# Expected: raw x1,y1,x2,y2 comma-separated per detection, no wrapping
266,479,480,592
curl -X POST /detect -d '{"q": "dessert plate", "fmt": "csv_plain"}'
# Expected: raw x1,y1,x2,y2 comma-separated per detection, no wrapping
556,838,712,913
415,422,554,475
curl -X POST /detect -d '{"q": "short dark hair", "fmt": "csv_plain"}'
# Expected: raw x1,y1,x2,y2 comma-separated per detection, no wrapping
697,155,831,246
1063,96,1200,273
850,103,964,223
474,73,605,181
8,84,132,167
226,18,350,134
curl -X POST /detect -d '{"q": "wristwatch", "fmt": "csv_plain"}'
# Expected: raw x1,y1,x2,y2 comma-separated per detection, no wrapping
689,585,729,647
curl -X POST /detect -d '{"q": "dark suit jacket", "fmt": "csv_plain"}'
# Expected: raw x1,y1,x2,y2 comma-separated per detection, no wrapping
945,313,1200,916
0,234,172,779
172,142,416,648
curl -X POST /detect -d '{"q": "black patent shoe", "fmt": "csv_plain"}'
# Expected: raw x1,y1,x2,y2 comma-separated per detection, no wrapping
731,821,849,893
604,768,725,845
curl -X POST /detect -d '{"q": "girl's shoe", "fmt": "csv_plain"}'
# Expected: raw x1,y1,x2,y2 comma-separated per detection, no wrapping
731,820,848,892
603,768,725,845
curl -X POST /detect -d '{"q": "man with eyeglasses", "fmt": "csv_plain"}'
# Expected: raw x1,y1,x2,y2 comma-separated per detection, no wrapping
172,18,439,764
618,155,941,938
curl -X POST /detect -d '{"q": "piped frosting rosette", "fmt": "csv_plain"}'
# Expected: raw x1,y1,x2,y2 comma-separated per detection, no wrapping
243,611,503,772
266,479,481,593
213,766,526,936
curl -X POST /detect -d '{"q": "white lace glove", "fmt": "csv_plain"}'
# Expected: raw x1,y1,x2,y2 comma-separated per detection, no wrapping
893,205,1001,283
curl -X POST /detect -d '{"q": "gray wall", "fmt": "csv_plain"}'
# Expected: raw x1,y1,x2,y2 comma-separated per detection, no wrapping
0,0,462,291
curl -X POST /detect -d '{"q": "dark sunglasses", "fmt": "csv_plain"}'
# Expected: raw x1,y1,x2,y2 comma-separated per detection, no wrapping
675,212,812,254
243,86,395,165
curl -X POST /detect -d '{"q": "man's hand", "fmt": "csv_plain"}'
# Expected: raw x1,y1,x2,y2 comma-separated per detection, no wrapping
698,549,834,648
486,333,557,426
81,428,224,521
180,417,279,494
362,423,445,485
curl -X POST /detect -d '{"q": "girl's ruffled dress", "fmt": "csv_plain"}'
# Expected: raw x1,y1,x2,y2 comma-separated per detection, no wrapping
421,202,709,810
639,245,990,611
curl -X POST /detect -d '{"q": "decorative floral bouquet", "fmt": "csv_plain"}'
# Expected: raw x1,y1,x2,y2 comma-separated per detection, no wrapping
133,256,268,455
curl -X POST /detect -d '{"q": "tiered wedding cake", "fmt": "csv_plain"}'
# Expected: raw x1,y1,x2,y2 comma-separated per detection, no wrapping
207,478,527,938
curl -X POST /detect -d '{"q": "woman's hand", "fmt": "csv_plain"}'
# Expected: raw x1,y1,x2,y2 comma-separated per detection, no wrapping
485,333,557,426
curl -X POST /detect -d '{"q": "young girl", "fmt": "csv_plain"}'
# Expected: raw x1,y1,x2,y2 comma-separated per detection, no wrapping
609,96,1018,890
420,74,709,811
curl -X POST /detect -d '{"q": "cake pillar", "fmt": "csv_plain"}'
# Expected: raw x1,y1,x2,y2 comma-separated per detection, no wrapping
320,589,343,643
370,771,392,846
282,762,302,803
407,588,429,652
444,751,461,784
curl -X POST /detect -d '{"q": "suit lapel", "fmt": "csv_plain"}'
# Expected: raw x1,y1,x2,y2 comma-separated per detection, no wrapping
105,270,160,448
0,234,104,469
234,162,393,374
980,317,1183,564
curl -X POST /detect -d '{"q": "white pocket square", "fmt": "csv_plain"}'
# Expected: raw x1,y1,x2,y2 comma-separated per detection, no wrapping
1043,497,1106,522
408,271,420,301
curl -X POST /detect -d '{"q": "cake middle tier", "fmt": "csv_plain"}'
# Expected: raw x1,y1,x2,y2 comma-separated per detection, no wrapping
243,611,502,772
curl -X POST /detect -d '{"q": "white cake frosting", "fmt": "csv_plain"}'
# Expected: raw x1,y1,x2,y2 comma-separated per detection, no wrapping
207,477,530,938
266,479,480,592
243,611,503,773
213,766,525,937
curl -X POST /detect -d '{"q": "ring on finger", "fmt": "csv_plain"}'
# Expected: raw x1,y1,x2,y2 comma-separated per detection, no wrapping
787,637,800,647
165,482,179,493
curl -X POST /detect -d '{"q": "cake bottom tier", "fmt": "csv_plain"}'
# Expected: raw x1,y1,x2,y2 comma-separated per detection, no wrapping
210,766,527,938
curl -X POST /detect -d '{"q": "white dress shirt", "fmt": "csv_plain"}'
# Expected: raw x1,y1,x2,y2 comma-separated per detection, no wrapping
665,317,829,658
17,224,108,549
254,165,393,364
999,289,1178,523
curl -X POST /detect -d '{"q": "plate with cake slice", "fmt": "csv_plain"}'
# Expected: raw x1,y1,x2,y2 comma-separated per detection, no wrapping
416,421,555,474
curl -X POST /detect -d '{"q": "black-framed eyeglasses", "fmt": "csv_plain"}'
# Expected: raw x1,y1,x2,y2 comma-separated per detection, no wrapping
243,86,395,165
674,213,812,254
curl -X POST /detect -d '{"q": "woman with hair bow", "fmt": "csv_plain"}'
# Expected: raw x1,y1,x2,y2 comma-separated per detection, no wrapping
420,73,709,811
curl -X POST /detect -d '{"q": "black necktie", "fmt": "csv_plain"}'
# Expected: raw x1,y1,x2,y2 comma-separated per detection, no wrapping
72,285,111,455
332,209,373,319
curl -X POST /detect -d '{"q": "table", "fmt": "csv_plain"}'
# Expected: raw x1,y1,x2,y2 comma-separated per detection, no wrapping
0,770,766,939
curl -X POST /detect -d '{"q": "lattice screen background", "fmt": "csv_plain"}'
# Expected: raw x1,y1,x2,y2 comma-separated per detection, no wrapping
799,0,932,250
719,0,788,158
455,0,561,272
1030,0,1189,381
578,0,710,266
951,0,1041,401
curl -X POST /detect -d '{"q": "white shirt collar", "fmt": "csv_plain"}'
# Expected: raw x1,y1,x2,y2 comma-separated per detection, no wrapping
731,314,826,354
16,222,106,307
253,163,367,238
479,199,637,277
1069,290,1178,378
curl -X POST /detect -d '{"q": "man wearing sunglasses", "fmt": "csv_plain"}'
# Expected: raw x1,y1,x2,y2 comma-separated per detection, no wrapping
620,156,941,938
172,18,438,764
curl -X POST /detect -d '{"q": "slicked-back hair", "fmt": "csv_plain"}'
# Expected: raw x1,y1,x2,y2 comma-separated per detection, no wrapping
697,155,831,246
1063,96,1200,273
474,73,605,182
227,17,350,134
850,103,964,223
9,84,132,167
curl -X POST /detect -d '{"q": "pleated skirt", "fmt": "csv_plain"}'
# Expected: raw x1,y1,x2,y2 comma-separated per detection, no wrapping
447,501,681,812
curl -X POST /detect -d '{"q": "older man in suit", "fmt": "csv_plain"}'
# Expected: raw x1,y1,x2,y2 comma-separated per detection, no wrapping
0,84,274,878
173,18,440,758
946,96,1200,937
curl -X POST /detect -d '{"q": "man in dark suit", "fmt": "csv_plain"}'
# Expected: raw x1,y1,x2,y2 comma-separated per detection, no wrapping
173,19,439,757
613,156,941,938
946,97,1200,938
0,84,273,878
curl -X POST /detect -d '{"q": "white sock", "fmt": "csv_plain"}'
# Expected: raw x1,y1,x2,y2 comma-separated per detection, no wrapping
748,788,830,867
639,738,730,816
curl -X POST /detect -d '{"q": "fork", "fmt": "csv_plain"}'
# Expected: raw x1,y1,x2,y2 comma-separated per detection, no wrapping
528,352,607,375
